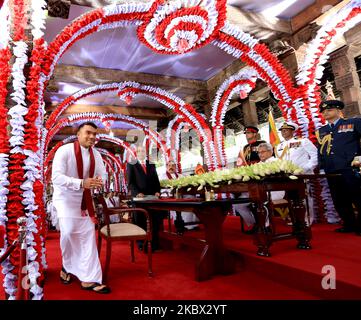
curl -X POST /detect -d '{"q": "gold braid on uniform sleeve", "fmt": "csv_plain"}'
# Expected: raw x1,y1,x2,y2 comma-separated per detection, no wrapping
316,130,332,155
275,145,289,159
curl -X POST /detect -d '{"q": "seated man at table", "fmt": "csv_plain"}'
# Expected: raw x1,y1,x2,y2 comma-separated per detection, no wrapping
160,160,199,231
126,145,166,252
233,143,285,233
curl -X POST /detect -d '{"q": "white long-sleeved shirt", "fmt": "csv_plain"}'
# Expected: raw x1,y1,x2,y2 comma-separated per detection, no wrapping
264,156,285,201
275,137,318,173
52,143,106,218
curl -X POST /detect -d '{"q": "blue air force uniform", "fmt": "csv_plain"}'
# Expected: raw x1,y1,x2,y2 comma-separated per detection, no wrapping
316,100,361,232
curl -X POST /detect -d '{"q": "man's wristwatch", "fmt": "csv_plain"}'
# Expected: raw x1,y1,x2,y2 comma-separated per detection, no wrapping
80,179,84,188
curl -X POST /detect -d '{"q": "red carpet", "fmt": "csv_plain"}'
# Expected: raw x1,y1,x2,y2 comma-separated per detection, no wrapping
1,216,361,300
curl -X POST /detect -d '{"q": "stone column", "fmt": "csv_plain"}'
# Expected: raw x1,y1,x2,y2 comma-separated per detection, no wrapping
330,45,361,117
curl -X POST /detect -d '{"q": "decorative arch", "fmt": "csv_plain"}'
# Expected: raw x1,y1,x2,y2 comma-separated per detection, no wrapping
210,68,258,167
38,0,298,170
296,0,361,139
101,155,115,192
43,112,167,163
44,134,134,176
44,80,213,166
97,147,127,193
2,0,361,300
117,82,216,168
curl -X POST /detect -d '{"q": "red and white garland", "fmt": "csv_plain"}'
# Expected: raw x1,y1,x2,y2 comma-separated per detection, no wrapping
214,24,302,127
45,83,122,129
166,115,184,173
2,0,361,300
97,148,124,193
101,156,114,193
210,67,258,167
115,153,127,194
137,0,227,54
22,0,48,300
0,0,13,299
296,0,361,139
117,81,216,169
44,134,135,175
4,0,34,300
45,112,168,163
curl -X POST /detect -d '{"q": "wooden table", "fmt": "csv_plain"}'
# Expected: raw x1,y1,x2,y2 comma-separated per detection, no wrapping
176,176,312,257
132,198,248,281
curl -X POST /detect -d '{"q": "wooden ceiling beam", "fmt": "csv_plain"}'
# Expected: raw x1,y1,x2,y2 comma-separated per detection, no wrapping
47,104,167,119
50,64,208,91
290,0,343,33
206,59,245,91
226,5,293,35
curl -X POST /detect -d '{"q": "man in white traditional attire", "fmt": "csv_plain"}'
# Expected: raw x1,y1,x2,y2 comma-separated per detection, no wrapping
160,160,199,231
52,122,110,294
233,143,285,233
276,122,318,224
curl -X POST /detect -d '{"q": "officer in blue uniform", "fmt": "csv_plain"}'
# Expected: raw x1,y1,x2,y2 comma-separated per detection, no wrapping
316,100,361,235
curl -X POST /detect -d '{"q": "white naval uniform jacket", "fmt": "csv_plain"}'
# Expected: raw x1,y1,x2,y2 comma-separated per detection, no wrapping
275,137,318,173
52,143,107,218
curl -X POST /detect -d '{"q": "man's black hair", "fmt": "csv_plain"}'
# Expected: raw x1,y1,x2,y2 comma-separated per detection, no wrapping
77,122,98,132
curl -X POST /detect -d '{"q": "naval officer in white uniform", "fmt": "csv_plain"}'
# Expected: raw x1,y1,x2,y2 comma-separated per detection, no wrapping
275,122,318,224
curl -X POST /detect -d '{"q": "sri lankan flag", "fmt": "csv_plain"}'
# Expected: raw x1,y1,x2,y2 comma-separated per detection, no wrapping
268,108,280,147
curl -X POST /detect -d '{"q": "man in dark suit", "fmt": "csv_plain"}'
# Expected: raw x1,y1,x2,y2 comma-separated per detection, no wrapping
316,100,361,235
126,145,164,251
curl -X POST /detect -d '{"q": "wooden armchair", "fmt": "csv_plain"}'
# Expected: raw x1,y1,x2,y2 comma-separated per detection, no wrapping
94,194,153,283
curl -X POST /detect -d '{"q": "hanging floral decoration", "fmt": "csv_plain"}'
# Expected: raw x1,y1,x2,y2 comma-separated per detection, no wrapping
214,25,303,125
117,81,216,169
137,0,227,55
44,134,135,176
115,153,127,194
101,156,114,193
210,68,258,167
166,115,185,173
296,0,361,141
44,81,205,167
45,83,123,129
39,2,152,112
97,148,124,193
2,0,361,300
44,113,167,163
3,0,32,300
0,0,12,287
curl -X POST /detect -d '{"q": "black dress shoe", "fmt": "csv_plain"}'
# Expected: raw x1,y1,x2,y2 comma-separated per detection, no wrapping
335,227,354,233
243,225,257,235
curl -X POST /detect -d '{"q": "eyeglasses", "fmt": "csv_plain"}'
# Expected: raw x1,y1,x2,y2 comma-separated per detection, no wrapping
257,150,270,154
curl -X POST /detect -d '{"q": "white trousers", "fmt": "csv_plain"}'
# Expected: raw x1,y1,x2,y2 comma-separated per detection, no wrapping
58,217,102,283
170,211,199,229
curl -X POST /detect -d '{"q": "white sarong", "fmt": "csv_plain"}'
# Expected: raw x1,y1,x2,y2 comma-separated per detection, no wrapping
58,216,102,283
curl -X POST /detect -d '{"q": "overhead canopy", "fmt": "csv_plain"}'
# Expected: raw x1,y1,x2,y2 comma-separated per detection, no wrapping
44,0,344,152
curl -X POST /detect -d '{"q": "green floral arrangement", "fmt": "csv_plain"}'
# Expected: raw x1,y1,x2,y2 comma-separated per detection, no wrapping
160,159,304,191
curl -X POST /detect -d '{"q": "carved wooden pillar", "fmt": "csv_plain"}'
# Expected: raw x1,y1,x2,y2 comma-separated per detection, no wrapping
330,45,361,117
242,96,258,127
